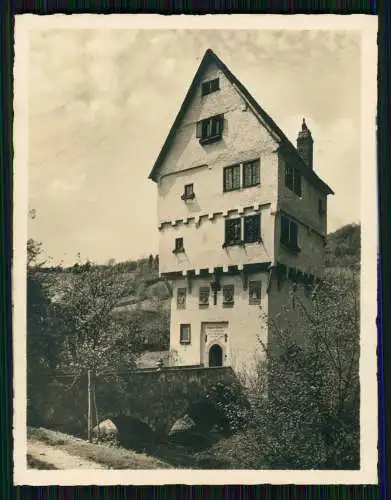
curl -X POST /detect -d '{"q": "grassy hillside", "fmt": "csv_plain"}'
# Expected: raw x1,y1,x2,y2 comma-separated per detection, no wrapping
33,224,360,367
325,223,360,269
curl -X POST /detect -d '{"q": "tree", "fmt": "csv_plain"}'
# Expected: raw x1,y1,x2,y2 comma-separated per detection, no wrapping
236,270,360,469
57,261,137,376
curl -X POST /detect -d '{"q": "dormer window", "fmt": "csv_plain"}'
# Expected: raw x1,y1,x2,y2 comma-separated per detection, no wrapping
196,114,224,145
202,78,220,96
173,237,184,254
318,198,325,215
181,183,195,201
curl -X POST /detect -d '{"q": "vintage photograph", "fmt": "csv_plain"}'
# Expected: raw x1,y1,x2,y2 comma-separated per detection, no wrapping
13,15,378,485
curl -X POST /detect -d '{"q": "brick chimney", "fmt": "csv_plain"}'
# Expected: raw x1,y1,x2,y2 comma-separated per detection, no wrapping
296,118,313,169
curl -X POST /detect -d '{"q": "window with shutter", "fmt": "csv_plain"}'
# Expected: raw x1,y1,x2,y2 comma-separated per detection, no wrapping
197,114,224,144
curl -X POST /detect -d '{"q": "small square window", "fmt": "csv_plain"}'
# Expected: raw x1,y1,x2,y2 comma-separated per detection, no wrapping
177,288,187,309
173,238,184,253
199,287,210,307
181,184,195,200
201,78,220,96
249,281,262,305
185,184,193,197
180,324,191,344
223,285,235,305
243,159,260,188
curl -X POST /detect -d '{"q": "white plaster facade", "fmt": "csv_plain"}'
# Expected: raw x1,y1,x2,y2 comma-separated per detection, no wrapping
149,50,333,374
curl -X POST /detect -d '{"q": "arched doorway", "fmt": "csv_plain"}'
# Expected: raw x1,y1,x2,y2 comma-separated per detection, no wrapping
209,344,223,367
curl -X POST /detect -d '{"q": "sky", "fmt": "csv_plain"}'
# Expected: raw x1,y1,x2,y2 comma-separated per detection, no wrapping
28,28,361,266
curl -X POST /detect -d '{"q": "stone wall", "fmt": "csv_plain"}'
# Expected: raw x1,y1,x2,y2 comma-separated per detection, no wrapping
28,365,238,438
96,366,238,435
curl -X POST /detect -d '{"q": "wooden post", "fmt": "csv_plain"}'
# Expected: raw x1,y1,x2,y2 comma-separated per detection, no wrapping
87,369,92,442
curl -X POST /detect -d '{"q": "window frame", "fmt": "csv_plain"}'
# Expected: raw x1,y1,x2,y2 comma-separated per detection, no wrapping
249,280,262,305
222,284,235,306
177,288,187,309
285,164,302,197
224,218,242,247
173,237,184,254
280,215,300,252
244,214,261,244
181,183,195,201
196,114,224,144
180,324,191,345
201,78,220,96
223,164,241,192
243,159,260,188
199,286,210,307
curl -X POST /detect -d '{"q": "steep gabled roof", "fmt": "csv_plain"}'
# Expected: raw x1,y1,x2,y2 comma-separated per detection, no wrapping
149,49,334,195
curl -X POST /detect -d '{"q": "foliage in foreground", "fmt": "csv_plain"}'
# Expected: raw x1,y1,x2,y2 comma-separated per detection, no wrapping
221,270,360,469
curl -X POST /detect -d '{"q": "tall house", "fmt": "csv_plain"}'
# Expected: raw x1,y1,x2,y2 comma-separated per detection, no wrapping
149,49,333,372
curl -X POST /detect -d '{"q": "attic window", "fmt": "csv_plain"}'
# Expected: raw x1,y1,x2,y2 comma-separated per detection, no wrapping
196,114,224,145
181,184,195,201
202,78,220,96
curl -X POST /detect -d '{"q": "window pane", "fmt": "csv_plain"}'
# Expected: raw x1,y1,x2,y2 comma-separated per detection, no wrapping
243,164,251,187
199,287,210,306
211,78,220,91
290,222,298,247
249,281,262,304
185,184,193,196
285,165,293,190
252,161,260,184
180,324,191,344
177,288,187,309
224,167,233,191
294,172,302,196
223,285,235,304
281,216,289,244
175,238,184,250
232,165,240,189
225,218,241,245
244,160,260,187
244,215,260,243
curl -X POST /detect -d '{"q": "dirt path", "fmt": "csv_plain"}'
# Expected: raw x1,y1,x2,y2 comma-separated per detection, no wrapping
27,439,106,470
